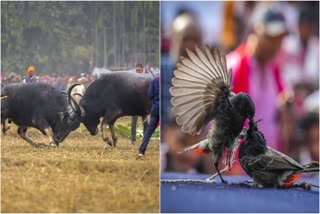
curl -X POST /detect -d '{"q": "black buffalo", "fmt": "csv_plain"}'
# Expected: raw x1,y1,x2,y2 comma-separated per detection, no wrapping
1,83,80,147
72,71,153,147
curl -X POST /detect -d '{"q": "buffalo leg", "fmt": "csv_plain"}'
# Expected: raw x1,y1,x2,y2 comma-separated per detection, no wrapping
17,127,42,147
34,118,57,147
109,121,118,147
2,121,10,134
101,121,112,147
101,109,121,147
142,115,148,134
131,116,138,144
44,128,58,147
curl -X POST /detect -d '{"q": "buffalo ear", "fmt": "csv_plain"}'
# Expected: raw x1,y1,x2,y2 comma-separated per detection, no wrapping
58,112,64,120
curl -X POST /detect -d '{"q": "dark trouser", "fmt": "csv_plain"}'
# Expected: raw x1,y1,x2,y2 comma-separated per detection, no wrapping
131,115,148,143
139,114,159,155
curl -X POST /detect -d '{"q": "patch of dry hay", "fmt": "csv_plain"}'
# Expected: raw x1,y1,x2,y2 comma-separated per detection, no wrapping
1,117,159,212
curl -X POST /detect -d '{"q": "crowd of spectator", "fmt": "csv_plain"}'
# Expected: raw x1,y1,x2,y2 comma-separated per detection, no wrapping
1,71,96,92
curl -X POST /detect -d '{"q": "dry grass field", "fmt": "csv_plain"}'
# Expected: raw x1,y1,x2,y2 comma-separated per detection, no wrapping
1,117,159,212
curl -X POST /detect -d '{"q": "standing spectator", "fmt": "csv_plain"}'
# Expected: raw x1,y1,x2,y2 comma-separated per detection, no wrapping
135,64,143,73
51,73,64,91
23,66,38,83
162,10,203,126
138,76,159,158
227,5,287,151
73,77,86,104
51,73,60,90
299,112,319,164
131,64,148,145
66,76,77,90
66,76,85,105
40,74,51,84
273,5,318,158
56,76,66,91
279,6,319,91
7,72,20,84
161,9,215,174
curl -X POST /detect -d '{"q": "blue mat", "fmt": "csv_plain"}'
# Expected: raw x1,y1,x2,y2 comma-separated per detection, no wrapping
161,172,319,213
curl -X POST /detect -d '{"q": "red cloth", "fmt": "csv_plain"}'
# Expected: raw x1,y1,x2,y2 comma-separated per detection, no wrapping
232,43,284,94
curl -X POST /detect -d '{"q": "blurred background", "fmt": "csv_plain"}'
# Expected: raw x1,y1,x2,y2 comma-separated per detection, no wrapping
1,1,159,89
161,1,319,176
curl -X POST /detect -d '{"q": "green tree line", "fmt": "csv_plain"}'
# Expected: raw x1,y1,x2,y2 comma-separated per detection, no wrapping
1,1,159,76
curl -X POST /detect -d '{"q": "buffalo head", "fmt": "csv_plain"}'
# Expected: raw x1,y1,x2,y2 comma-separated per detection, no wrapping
56,84,99,137
54,84,81,143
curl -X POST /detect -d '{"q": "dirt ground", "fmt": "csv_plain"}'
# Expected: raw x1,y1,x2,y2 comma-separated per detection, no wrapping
1,117,159,212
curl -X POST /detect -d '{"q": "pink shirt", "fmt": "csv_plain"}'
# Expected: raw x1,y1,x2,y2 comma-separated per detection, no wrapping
248,58,280,150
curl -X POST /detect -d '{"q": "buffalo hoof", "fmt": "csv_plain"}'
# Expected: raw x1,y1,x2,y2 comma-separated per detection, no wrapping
103,137,113,147
112,137,118,147
32,142,48,148
109,140,117,147
50,142,59,148
111,142,116,147
2,126,10,134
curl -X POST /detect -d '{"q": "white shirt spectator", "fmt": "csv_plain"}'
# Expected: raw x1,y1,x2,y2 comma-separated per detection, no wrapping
279,34,319,90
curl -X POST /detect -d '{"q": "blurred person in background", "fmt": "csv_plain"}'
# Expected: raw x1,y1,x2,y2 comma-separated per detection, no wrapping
35,75,40,83
131,63,149,145
161,9,214,174
73,77,86,104
227,4,287,152
7,72,20,84
279,6,319,92
23,66,38,83
40,74,51,84
221,1,257,52
232,2,257,51
66,76,77,90
87,74,96,88
299,113,319,164
66,76,85,105
57,76,67,91
51,73,61,91
161,9,202,126
276,2,319,160
298,90,319,170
